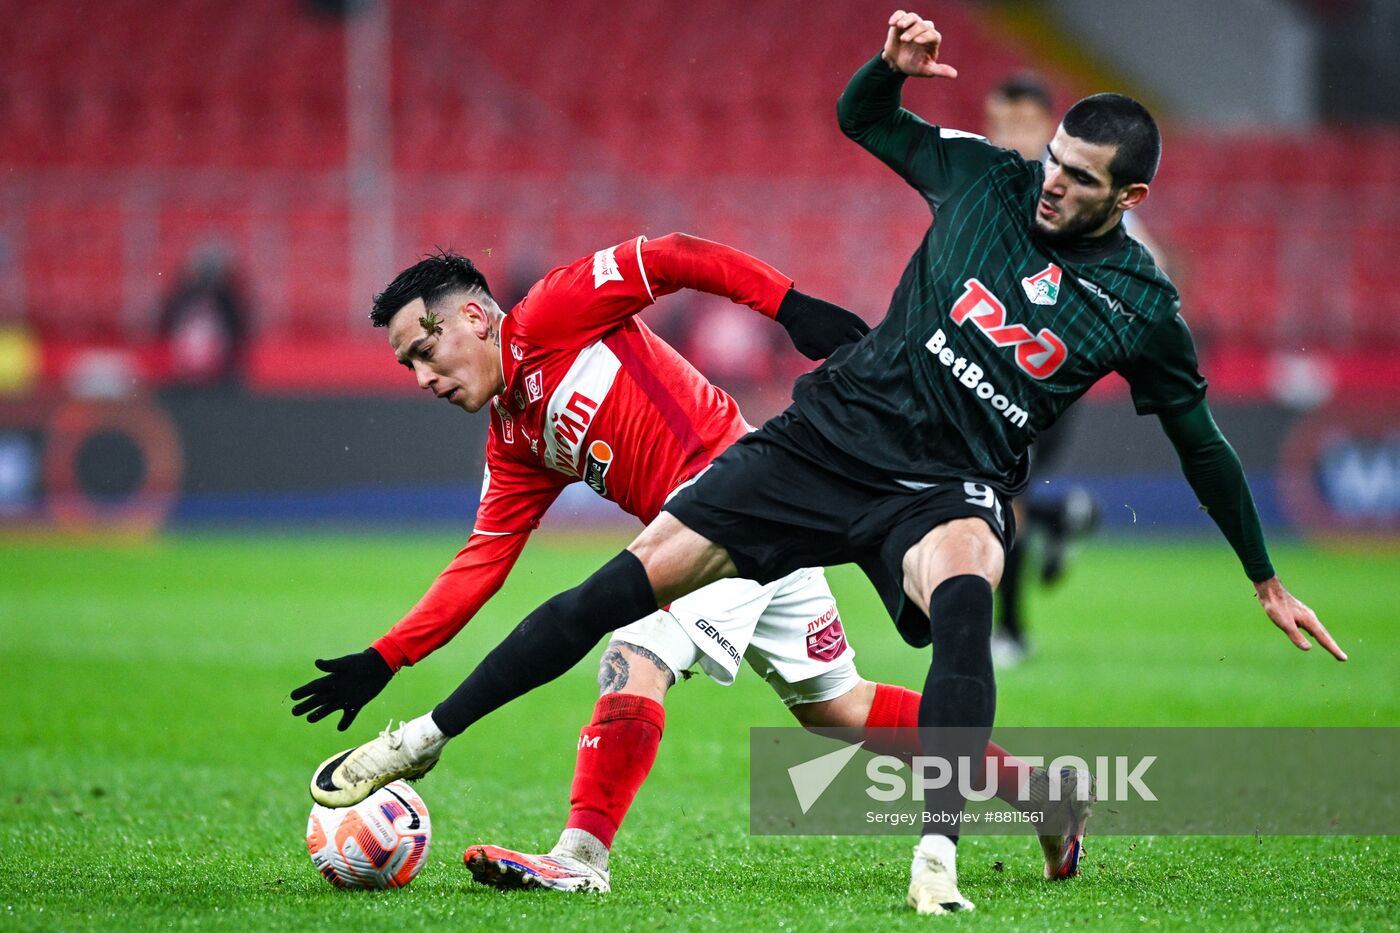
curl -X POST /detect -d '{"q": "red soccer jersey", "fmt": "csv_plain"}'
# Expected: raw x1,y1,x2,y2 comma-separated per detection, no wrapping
372,233,793,670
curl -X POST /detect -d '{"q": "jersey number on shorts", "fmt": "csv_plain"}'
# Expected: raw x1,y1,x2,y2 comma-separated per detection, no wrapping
963,482,1004,530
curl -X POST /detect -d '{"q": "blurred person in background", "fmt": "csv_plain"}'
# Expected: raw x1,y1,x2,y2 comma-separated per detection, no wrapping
155,246,251,389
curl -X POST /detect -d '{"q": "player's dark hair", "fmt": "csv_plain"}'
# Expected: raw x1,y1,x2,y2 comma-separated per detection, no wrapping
992,73,1052,113
370,249,493,327
1062,93,1161,186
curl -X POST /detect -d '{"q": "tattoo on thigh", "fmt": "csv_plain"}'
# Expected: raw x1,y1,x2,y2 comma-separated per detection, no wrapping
625,643,677,688
598,646,630,695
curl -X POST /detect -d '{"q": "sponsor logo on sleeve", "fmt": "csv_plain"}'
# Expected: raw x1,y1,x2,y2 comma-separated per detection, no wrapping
592,246,624,289
938,127,988,141
582,440,613,496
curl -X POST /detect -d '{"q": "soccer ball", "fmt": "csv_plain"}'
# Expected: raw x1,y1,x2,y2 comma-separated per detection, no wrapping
306,781,431,889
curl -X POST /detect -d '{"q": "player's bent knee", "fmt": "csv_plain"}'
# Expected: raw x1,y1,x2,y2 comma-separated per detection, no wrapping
597,641,674,703
901,518,1005,616
627,513,739,604
789,679,876,729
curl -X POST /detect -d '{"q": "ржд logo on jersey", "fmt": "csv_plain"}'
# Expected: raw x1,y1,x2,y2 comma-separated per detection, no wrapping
950,278,1067,379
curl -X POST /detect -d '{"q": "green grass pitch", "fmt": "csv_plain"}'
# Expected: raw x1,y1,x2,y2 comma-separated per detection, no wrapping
2,532,1398,930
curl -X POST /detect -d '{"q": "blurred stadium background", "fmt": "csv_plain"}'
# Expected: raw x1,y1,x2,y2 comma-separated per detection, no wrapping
4,3,1400,927
1,0,1397,540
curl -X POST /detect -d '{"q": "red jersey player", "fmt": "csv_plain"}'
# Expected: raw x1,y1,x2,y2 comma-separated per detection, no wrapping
293,233,1090,892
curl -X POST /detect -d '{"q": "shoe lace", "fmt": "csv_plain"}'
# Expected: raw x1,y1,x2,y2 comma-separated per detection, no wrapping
378,720,408,750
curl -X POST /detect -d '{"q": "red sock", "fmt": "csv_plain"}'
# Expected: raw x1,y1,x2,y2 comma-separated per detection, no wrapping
564,693,665,849
862,683,1034,807
862,682,924,758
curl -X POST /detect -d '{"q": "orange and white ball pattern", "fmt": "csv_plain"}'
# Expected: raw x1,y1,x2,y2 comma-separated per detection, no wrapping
307,781,431,889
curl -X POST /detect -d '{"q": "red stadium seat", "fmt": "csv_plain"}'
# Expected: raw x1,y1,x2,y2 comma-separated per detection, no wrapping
4,0,1399,365
24,200,128,340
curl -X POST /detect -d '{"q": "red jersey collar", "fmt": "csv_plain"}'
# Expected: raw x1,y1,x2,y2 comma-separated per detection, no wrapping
497,311,520,401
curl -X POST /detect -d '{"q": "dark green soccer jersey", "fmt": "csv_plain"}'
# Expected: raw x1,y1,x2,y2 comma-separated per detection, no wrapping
794,56,1206,498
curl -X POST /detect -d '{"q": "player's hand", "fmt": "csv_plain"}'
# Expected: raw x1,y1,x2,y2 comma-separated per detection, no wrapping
776,289,871,360
882,10,958,79
290,648,395,730
1254,577,1346,661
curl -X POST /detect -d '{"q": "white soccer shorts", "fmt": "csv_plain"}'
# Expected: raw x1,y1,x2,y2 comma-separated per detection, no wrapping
610,566,860,707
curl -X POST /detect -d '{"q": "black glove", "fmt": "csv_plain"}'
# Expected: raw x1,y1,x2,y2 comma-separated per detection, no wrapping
775,288,871,360
290,648,394,731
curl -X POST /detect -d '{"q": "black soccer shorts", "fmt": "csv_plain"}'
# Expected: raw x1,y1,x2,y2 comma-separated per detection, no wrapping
664,408,1015,648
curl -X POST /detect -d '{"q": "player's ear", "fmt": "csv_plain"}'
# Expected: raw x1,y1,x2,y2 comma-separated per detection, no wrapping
460,300,491,339
1117,182,1149,213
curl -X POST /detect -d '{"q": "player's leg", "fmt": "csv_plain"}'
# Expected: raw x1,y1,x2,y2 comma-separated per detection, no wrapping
553,642,673,864
749,568,1053,831
744,562,1088,894
995,417,1067,664
429,511,732,736
788,680,1091,879
991,502,1030,666
899,516,1004,915
465,636,682,894
465,568,795,894
1031,486,1100,584
310,513,732,808
790,682,1041,804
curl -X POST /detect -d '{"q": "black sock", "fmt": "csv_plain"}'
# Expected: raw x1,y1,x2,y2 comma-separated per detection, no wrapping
919,575,996,839
431,550,657,736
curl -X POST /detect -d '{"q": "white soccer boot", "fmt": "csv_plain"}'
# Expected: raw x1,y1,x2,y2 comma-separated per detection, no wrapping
310,715,446,808
907,835,974,915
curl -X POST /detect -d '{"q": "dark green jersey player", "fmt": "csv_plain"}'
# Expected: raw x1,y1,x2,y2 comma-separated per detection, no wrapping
312,8,1347,920
798,59,1196,503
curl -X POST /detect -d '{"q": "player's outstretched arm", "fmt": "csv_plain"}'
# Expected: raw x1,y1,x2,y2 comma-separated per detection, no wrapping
290,531,529,730
836,9,956,145
641,233,868,359
836,12,1001,204
1157,399,1346,661
835,37,928,160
